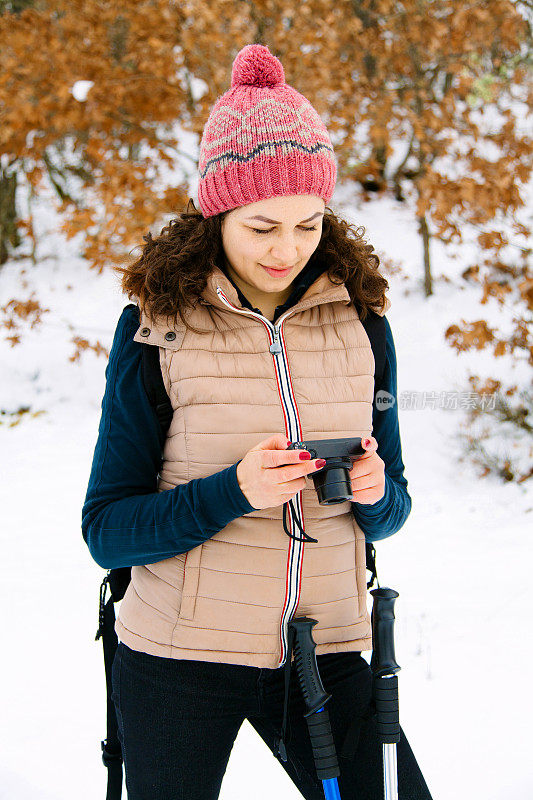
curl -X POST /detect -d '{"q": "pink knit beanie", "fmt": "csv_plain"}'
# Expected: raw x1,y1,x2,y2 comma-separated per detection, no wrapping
197,44,337,218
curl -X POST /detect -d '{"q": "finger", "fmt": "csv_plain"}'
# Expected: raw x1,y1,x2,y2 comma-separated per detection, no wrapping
258,435,295,468
257,434,292,451
264,443,313,469
353,487,383,504
278,474,308,493
352,475,381,491
361,436,378,452
350,457,376,478
279,458,325,483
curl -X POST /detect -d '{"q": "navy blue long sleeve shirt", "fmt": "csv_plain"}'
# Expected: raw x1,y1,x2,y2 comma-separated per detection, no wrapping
82,303,411,569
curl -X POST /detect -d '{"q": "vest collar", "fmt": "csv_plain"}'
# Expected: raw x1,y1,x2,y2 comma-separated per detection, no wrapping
216,258,332,322
200,264,353,319
135,261,390,345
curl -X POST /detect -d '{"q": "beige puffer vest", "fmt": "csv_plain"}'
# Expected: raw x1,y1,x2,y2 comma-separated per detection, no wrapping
115,265,391,668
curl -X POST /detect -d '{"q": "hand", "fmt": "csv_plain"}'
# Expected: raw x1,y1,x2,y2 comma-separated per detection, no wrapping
236,434,325,511
349,437,386,505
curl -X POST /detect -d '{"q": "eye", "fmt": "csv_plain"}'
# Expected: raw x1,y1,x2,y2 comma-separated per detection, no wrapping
251,226,318,235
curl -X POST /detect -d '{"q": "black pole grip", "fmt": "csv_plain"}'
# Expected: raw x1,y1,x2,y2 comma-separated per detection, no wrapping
289,617,340,780
305,707,340,779
373,674,400,744
370,587,400,678
289,618,331,716
370,588,401,745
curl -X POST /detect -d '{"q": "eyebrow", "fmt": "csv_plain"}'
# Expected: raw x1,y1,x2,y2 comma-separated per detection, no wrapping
244,211,324,224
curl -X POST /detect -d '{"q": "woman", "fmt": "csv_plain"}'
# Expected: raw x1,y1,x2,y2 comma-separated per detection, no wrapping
83,44,432,800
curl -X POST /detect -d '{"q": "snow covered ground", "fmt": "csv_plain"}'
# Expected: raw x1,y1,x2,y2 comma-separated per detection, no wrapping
1,178,531,799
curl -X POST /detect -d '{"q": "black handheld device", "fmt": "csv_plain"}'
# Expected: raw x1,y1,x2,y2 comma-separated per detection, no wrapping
287,436,365,505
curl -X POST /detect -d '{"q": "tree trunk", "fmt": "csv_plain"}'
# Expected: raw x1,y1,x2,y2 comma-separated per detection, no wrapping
418,213,432,296
0,167,20,266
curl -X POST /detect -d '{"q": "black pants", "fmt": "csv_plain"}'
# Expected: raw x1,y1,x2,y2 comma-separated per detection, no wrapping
112,641,433,800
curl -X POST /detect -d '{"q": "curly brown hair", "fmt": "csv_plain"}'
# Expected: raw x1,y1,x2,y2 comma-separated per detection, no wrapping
114,198,389,334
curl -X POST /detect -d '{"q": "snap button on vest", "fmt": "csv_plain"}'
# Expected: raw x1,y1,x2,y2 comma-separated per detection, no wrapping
165,331,176,341
140,327,150,337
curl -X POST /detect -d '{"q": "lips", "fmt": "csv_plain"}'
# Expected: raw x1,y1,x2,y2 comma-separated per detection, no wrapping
261,264,293,278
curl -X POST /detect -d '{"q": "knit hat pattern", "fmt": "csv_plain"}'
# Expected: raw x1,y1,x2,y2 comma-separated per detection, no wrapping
197,44,337,218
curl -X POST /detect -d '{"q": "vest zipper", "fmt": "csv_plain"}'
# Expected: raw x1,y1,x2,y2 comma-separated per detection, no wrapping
215,287,307,666
269,327,282,355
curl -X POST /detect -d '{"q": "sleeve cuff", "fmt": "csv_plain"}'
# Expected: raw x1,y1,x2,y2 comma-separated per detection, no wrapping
226,460,258,515
197,460,257,531
352,473,393,516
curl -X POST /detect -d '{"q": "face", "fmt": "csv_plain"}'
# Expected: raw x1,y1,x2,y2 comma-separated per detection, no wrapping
220,194,325,316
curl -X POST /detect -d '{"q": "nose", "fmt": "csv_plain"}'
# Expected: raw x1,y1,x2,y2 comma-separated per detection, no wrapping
269,232,299,263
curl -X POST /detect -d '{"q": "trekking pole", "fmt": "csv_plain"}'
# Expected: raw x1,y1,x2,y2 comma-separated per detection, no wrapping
289,617,342,800
370,588,401,800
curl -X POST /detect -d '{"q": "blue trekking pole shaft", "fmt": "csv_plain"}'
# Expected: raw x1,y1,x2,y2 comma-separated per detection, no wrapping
289,618,342,800
370,588,401,800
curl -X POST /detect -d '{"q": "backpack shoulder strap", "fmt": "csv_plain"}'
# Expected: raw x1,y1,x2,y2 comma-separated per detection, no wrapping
141,342,174,436
359,308,386,590
360,309,387,392
135,304,174,437
96,572,125,799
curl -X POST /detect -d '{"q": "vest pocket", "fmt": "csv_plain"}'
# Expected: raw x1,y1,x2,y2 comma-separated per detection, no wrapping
178,544,203,621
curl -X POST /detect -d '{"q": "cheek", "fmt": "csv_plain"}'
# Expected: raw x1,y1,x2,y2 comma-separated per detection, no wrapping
305,233,322,256
226,237,260,265
243,240,266,262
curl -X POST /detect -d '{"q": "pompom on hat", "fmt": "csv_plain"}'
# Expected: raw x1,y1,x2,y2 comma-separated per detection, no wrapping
197,44,337,218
